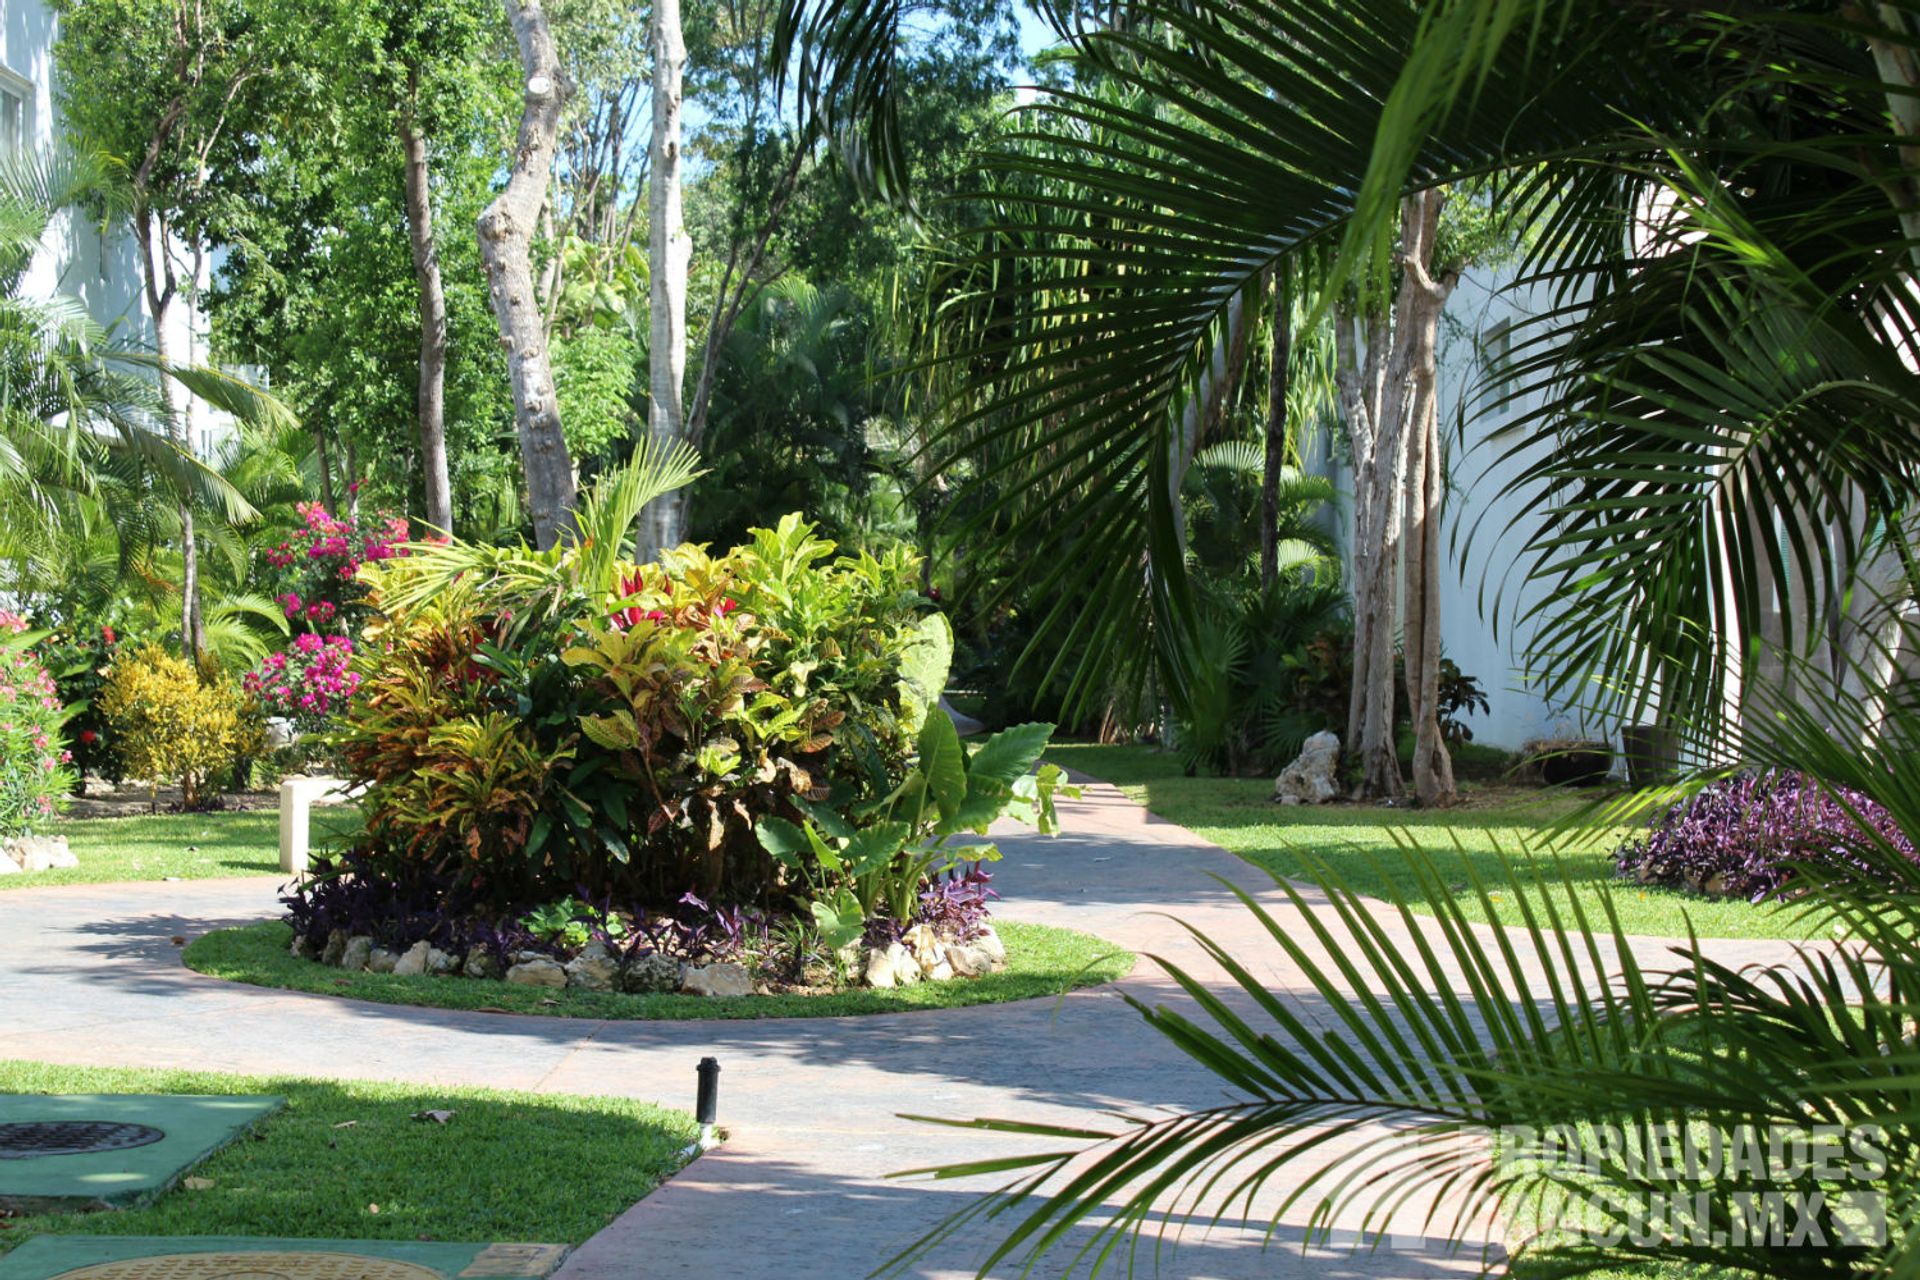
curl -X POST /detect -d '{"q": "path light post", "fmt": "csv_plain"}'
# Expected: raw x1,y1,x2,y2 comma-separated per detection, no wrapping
696,1056,720,1148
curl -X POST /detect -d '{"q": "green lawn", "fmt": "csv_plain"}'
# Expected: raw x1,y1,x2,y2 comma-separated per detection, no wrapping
0,1060,694,1254
2,808,361,890
185,919,1134,1019
1041,743,1822,942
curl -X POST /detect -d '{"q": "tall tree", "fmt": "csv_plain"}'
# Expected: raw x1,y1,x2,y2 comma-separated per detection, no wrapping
479,0,579,549
400,70,455,534
639,0,691,560
1334,190,1460,804
52,0,287,660
0,146,265,572
1259,271,1291,592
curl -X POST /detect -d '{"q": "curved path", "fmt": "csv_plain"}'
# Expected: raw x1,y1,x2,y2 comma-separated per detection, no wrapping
1,784,1807,1279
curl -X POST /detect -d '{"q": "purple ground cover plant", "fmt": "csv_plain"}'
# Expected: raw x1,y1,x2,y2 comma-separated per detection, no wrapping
1614,769,1918,901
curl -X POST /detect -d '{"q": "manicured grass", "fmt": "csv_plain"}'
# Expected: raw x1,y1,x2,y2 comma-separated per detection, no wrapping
2,808,361,890
1042,743,1823,942
0,1060,694,1254
185,919,1134,1019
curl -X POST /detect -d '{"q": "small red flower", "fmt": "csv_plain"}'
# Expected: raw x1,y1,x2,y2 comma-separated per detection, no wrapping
78,729,98,745
101,626,117,645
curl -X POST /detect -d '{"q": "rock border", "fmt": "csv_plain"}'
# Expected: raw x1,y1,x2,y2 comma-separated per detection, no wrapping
293,923,1009,998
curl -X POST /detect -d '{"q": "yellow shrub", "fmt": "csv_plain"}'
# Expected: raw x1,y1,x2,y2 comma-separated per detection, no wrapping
98,644,249,808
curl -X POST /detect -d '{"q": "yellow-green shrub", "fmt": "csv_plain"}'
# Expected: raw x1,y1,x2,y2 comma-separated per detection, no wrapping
99,644,251,808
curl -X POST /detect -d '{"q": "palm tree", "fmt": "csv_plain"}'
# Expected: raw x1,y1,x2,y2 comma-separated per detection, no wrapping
0,146,290,636
777,0,1920,1273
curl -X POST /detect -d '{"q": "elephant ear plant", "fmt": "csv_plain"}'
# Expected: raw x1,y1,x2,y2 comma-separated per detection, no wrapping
756,715,1075,955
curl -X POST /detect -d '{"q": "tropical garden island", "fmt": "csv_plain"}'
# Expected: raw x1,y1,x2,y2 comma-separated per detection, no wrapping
0,1,1914,1278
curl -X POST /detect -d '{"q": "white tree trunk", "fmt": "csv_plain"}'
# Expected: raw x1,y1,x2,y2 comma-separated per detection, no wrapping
400,87,453,536
1397,189,1451,805
638,0,690,563
1336,294,1405,801
1336,192,1458,803
478,0,577,550
1864,5,1920,273
1398,191,1459,806
134,202,204,661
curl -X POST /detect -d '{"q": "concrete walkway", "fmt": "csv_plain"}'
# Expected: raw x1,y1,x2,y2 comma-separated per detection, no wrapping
0,783,1808,1279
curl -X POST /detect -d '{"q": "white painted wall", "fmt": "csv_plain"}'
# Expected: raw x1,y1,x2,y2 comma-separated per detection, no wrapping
2,0,233,461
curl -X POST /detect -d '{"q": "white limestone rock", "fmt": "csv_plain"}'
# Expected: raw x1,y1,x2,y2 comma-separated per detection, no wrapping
462,946,501,980
564,942,619,991
4,835,75,872
1272,731,1341,806
679,962,752,998
392,940,432,977
620,951,680,994
505,955,568,988
339,934,374,971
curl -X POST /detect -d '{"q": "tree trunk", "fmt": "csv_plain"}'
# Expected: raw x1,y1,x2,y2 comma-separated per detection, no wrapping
134,201,205,661
1336,294,1405,801
1398,190,1459,806
1261,271,1291,590
1862,5,1920,274
315,422,337,516
1336,193,1458,802
638,0,690,563
400,76,453,536
478,0,577,550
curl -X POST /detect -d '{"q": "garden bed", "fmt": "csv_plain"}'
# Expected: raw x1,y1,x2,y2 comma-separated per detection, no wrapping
185,920,1132,1019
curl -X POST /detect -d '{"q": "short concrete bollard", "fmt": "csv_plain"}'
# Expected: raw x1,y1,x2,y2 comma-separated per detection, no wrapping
278,776,353,876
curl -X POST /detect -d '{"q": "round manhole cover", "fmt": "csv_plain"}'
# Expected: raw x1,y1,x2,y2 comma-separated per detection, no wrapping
52,1253,446,1280
0,1121,167,1160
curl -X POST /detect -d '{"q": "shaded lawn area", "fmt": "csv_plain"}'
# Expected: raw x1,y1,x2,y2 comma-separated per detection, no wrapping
2,807,361,890
1041,743,1822,942
186,919,1133,1019
0,1060,694,1253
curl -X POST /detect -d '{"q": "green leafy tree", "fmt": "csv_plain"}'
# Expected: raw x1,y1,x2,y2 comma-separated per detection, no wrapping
203,0,518,535
52,0,299,658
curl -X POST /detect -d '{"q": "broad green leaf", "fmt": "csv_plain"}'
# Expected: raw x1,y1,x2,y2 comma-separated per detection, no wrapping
844,821,912,877
918,711,966,825
793,795,858,841
966,722,1055,790
756,816,810,867
895,611,954,735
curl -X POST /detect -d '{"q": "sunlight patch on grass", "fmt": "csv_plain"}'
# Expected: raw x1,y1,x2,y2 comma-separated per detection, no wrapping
1041,743,1821,941
2,808,362,890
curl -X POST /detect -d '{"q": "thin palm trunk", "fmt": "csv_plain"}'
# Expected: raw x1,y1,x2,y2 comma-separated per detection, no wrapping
400,73,453,536
134,201,205,660
1261,271,1290,590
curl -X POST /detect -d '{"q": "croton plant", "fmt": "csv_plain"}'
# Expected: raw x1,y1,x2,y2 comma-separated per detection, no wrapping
325,502,1016,930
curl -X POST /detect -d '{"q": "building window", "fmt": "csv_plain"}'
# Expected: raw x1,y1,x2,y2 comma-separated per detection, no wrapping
0,70,29,158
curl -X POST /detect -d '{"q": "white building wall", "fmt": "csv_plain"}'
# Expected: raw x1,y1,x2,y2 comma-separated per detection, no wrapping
3,0,232,461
